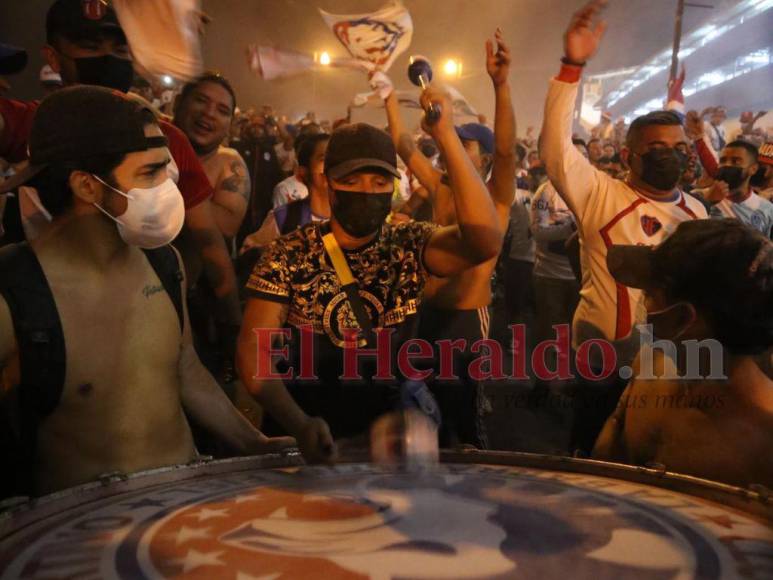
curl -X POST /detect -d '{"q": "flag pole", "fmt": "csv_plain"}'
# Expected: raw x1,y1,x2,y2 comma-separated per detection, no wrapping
669,0,685,83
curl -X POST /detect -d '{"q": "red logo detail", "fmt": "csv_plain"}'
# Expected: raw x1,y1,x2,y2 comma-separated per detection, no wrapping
640,215,662,236
82,0,108,21
146,489,381,577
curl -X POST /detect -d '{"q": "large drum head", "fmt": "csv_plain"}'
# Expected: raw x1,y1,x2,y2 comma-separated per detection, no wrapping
1,452,771,579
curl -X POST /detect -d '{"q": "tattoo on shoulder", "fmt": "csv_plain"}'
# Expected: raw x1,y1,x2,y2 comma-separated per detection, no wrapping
143,284,164,299
220,158,250,199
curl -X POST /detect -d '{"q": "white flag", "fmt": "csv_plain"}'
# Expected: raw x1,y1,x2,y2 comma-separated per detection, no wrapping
247,45,368,80
319,0,413,72
247,45,315,80
352,87,477,118
113,0,203,81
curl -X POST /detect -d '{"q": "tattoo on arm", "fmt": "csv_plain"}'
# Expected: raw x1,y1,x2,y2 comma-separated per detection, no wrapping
220,159,250,201
143,284,164,298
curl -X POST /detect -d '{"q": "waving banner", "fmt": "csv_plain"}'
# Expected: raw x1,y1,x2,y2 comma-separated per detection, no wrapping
113,0,204,81
247,45,369,80
351,86,478,118
247,45,315,80
319,0,413,72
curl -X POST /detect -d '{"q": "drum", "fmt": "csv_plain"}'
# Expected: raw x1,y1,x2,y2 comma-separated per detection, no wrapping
1,451,771,579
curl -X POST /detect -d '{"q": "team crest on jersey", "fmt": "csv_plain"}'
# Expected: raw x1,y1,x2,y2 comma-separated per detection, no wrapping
82,0,108,21
640,215,663,236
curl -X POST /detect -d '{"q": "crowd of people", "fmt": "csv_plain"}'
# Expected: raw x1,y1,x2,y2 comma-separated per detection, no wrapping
0,0,771,500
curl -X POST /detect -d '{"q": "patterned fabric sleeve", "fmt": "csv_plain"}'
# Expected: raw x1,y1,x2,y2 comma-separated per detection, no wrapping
245,238,292,303
396,221,438,278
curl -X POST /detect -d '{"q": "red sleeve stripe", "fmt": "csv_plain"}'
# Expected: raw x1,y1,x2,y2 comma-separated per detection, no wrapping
676,194,699,219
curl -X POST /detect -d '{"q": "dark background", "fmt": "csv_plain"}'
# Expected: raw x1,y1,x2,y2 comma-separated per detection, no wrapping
1,0,726,129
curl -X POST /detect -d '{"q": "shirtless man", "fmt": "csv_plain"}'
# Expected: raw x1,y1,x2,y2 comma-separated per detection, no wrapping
595,220,773,488
0,0,242,377
0,87,291,497
174,73,250,243
383,30,516,447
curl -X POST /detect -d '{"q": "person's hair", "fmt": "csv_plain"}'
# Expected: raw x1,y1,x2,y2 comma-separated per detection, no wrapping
587,138,601,147
514,143,527,162
296,133,330,170
28,111,158,217
658,221,772,355
724,139,759,163
178,72,236,114
572,137,587,151
626,111,682,148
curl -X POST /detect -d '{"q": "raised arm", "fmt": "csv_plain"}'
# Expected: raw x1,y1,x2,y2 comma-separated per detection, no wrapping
685,110,719,179
422,86,503,277
539,0,607,221
487,28,517,232
384,89,443,194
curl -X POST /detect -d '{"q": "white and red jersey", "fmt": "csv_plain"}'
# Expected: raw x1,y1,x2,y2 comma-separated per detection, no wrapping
541,77,707,360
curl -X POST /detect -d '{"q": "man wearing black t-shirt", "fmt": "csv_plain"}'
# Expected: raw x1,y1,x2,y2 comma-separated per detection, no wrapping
237,86,504,463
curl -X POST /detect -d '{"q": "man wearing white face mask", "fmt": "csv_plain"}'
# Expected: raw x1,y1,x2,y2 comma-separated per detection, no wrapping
0,87,293,498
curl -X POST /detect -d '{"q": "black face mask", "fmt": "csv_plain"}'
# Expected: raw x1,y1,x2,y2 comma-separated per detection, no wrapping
73,54,134,93
332,189,393,238
715,165,746,190
637,148,686,191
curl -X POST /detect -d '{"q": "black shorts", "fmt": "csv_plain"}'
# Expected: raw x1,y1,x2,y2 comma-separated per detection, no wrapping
418,306,489,448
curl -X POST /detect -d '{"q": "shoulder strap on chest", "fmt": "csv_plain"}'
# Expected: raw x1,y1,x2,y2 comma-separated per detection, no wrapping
142,246,185,332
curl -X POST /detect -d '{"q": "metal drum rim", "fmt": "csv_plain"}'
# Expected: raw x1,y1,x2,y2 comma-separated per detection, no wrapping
1,449,770,541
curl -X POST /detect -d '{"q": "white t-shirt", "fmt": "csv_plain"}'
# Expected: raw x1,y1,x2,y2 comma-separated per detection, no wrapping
541,78,708,363
508,189,535,262
272,175,308,208
274,143,296,174
530,180,576,280
711,192,773,238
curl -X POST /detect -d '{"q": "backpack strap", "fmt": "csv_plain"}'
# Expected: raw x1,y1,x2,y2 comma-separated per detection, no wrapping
0,243,67,417
142,246,185,332
0,242,66,497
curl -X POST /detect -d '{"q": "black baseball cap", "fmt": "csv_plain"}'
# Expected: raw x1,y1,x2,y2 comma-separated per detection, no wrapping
0,43,28,75
324,123,400,180
46,0,124,45
607,219,773,354
0,86,167,195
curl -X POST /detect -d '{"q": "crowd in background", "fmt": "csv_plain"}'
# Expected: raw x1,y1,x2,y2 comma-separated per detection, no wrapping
0,0,771,500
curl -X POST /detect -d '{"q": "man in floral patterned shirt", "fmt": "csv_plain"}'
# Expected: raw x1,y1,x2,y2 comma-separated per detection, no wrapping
237,87,504,463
